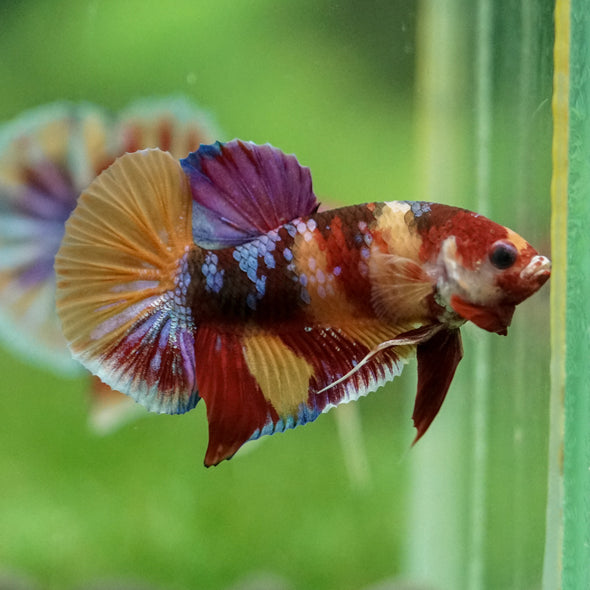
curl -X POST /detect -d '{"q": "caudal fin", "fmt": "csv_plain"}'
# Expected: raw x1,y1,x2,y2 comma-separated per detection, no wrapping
55,149,199,414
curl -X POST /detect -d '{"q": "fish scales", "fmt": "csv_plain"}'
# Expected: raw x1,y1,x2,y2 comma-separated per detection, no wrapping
186,203,391,325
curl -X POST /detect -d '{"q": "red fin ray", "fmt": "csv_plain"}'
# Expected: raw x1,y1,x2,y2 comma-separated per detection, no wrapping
193,319,426,466
317,324,444,396
280,324,410,408
94,303,198,413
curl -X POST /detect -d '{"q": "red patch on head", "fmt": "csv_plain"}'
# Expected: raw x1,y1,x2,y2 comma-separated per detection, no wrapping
415,205,508,268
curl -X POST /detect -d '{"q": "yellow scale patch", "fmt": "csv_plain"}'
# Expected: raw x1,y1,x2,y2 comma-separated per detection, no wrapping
376,202,424,260
369,202,434,324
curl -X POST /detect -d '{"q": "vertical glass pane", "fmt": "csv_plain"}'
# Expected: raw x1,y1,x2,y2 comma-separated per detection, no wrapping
408,1,552,588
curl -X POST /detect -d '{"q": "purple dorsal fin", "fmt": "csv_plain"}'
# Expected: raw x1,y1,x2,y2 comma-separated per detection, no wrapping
180,139,319,248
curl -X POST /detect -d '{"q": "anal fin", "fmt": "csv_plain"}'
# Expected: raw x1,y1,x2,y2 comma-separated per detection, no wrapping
194,326,277,466
195,319,429,466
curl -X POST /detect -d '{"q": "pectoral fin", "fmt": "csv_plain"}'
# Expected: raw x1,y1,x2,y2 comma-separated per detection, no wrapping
369,251,434,321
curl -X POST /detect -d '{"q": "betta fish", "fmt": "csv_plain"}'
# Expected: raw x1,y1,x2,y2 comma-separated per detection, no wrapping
55,140,550,466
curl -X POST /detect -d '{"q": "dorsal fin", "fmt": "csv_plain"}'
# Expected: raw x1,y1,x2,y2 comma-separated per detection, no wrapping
180,140,319,249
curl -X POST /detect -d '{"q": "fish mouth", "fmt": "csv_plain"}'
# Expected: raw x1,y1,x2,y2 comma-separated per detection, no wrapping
520,255,551,283
454,255,551,334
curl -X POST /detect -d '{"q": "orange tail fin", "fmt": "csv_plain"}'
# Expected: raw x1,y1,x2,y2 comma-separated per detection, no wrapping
56,149,199,414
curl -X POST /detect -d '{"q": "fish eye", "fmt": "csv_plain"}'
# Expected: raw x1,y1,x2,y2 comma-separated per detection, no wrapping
489,240,518,270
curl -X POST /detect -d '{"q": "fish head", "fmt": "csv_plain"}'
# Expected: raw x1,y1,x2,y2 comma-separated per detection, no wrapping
433,216,551,335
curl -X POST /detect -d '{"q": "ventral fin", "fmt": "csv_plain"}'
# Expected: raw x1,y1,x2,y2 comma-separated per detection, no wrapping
180,140,319,249
55,149,199,415
412,328,463,442
450,294,514,335
195,319,426,466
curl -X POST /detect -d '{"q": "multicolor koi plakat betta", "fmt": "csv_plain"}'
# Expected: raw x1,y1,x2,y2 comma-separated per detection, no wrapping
55,140,551,466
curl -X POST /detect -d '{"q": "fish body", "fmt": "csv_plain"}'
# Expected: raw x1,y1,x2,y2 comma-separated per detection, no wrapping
187,203,409,321
55,141,550,466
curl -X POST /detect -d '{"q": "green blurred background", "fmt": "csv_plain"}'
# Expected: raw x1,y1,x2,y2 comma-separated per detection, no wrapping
0,1,553,589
